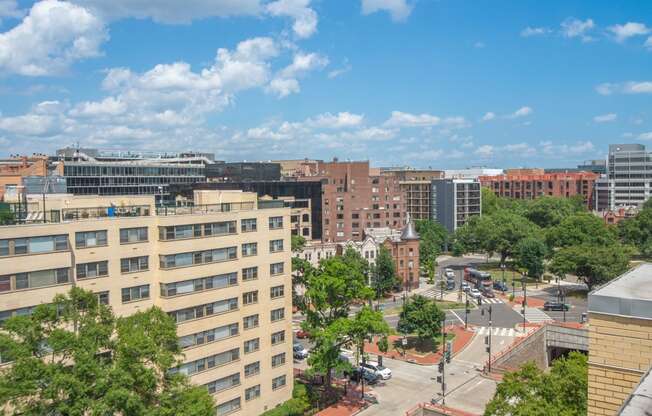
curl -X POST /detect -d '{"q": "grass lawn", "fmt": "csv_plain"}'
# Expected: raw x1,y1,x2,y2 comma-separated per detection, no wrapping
476,263,541,287
391,333,455,356
565,288,588,299
382,300,470,317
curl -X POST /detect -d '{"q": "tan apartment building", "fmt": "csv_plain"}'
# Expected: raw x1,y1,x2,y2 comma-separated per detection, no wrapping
382,169,444,220
0,155,51,200
297,160,406,243
0,190,293,416
587,263,652,415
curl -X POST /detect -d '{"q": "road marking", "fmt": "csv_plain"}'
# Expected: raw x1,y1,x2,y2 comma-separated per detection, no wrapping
450,310,465,325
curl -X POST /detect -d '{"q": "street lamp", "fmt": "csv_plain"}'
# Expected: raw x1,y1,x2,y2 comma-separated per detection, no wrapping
500,263,506,294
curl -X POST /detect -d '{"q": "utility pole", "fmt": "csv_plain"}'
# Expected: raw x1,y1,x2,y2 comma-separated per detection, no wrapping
438,319,447,405
464,292,469,330
486,306,493,373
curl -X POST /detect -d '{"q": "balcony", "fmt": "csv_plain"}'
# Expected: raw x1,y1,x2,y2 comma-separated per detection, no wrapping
63,205,151,221
156,202,255,216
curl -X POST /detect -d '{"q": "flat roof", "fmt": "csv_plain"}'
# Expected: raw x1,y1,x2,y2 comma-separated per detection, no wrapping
589,263,652,320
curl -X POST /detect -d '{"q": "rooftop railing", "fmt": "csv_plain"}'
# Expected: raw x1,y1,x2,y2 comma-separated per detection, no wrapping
155,201,256,216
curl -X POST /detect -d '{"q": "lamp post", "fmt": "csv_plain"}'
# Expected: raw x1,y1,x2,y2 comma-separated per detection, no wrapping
522,273,527,307
464,291,469,330
500,263,506,294
486,306,493,373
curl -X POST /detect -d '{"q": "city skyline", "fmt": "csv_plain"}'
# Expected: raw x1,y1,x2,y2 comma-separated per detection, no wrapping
0,1,651,167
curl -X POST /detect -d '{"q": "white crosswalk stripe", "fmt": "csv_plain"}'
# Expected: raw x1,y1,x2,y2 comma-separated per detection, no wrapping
513,306,553,323
481,298,504,304
475,326,536,337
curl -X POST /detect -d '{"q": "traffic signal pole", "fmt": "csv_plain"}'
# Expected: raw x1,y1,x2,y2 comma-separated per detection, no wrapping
441,319,446,405
487,306,493,373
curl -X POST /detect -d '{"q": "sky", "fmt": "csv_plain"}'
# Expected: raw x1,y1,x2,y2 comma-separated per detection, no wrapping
0,0,651,168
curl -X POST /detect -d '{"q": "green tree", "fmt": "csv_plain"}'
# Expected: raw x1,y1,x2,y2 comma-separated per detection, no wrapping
0,207,14,225
485,352,587,416
549,243,630,290
619,206,652,258
396,295,445,349
0,287,214,416
341,246,370,277
524,196,584,229
546,212,617,250
291,234,306,252
415,219,448,278
371,246,397,297
481,187,502,216
514,237,547,279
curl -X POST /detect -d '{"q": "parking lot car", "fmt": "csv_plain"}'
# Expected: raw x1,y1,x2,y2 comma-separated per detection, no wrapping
493,281,508,291
293,343,309,359
360,361,392,380
444,268,455,279
349,369,379,385
295,329,309,339
461,281,470,292
469,288,482,299
543,301,570,311
446,280,455,290
482,290,495,298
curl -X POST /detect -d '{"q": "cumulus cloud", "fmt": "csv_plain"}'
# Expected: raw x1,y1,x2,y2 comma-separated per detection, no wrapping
507,106,533,118
608,22,650,42
596,81,652,95
474,145,494,158
520,26,550,37
560,17,595,42
306,112,364,128
328,59,352,79
481,112,495,122
266,0,318,38
0,0,107,76
383,111,467,128
638,132,652,140
645,36,652,50
267,51,328,97
361,0,413,22
541,140,595,156
593,113,617,123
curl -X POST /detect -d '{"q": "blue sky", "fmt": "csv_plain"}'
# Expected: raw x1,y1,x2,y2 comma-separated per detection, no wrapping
0,0,651,168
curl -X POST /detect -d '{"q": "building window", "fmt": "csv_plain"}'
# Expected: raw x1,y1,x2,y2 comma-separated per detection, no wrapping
272,352,286,368
0,235,68,257
121,284,150,303
170,348,240,376
244,361,260,377
0,268,70,292
244,338,260,354
96,291,109,305
242,266,258,281
203,221,237,236
120,227,148,244
75,230,107,248
76,261,108,279
270,308,285,322
241,218,257,232
245,385,261,401
271,330,285,345
0,306,36,326
302,214,310,222
216,397,241,416
179,323,239,349
169,298,238,323
160,273,237,297
270,262,284,275
269,216,283,229
270,285,285,299
243,314,259,330
272,375,287,390
241,243,257,257
205,373,240,395
159,247,236,269
269,239,284,253
302,228,310,236
120,256,148,273
243,291,258,306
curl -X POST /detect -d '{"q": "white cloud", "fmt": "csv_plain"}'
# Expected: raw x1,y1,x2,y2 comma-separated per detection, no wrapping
646,36,652,50
639,132,652,140
503,142,536,157
507,106,533,118
71,97,127,117
593,113,617,123
265,0,318,39
307,112,364,128
384,111,467,128
520,26,550,37
596,81,652,95
0,0,107,76
481,112,495,122
608,22,650,42
361,0,413,22
560,17,595,42
328,59,351,79
72,0,262,24
541,140,595,156
474,145,494,158
341,127,396,141
267,51,328,98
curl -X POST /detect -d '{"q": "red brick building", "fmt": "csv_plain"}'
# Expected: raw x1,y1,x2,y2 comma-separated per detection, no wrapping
479,169,599,208
298,160,407,242
383,219,420,290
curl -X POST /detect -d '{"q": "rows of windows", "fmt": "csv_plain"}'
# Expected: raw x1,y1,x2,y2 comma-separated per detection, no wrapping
0,268,70,292
170,298,238,323
244,361,260,377
205,372,240,395
160,272,237,297
271,330,285,345
121,256,149,273
170,348,239,376
0,235,68,257
244,338,259,354
216,397,241,416
76,261,108,279
243,314,259,330
179,323,239,349
64,164,204,177
159,221,236,241
159,247,237,269
271,352,286,368
243,291,258,306
121,284,150,302
120,227,148,244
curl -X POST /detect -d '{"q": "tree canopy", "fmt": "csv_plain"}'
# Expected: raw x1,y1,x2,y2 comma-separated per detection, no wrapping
545,212,617,250
0,287,214,416
415,219,448,279
371,246,398,297
396,295,445,348
619,205,652,258
485,352,587,416
549,243,631,290
514,237,547,278
524,196,584,229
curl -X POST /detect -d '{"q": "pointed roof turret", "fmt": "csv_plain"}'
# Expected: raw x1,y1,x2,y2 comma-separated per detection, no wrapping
400,213,420,241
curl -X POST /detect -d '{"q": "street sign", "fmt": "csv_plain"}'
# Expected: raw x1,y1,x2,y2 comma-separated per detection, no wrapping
436,376,442,383
402,337,408,346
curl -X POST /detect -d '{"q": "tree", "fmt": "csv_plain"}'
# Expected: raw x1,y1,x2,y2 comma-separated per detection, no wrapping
545,212,617,250
481,187,502,216
415,220,448,278
291,234,306,252
341,246,370,277
524,196,584,229
619,206,652,258
0,207,14,225
396,295,445,349
549,243,630,290
371,246,397,297
514,237,547,279
485,352,587,416
0,287,214,416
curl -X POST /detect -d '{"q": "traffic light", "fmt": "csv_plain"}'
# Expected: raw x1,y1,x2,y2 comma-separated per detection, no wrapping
445,350,451,363
436,375,442,383
438,361,444,373
484,336,489,345
465,299,470,308
481,308,485,316
478,297,482,306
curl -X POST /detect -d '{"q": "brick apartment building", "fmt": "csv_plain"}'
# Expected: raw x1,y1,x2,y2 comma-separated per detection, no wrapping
383,220,421,290
297,160,407,243
0,155,51,200
382,168,445,220
479,169,599,208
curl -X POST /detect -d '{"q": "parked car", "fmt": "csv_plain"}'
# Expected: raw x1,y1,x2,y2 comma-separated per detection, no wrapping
482,290,495,298
293,343,309,359
493,281,508,292
469,288,482,299
446,280,456,290
295,329,309,339
543,301,570,311
349,369,379,385
461,281,470,292
360,361,392,380
444,268,455,279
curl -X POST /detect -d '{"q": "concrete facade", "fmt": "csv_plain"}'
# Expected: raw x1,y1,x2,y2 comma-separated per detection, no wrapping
607,144,652,209
431,179,481,233
0,190,293,416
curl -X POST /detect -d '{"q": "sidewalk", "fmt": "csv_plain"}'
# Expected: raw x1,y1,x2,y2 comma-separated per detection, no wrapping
364,325,475,365
315,384,368,416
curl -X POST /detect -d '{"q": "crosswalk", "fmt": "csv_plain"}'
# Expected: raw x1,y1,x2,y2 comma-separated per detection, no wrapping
474,326,536,337
481,298,504,304
420,288,504,304
514,306,553,323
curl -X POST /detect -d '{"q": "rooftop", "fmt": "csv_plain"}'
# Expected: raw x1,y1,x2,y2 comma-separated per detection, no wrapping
589,263,652,320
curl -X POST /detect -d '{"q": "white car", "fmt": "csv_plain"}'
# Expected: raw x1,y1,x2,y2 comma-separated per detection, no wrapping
444,268,455,279
469,288,482,299
360,361,392,380
461,281,470,292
